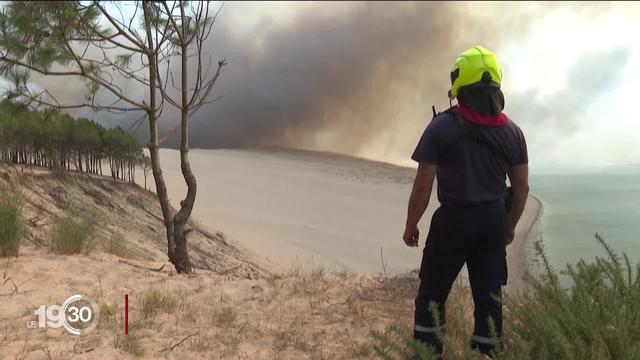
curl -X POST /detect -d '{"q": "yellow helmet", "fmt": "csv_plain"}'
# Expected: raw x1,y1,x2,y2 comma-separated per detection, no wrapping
449,46,502,99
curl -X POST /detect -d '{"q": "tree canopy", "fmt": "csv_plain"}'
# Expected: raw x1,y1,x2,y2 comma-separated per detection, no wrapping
0,100,143,182
0,1,224,273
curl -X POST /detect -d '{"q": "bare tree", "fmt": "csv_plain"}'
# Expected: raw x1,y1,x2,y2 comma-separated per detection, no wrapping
0,1,225,273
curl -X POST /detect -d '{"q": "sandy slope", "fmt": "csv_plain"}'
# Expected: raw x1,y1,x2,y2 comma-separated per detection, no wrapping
2,249,435,359
0,150,541,359
154,148,542,286
0,165,267,279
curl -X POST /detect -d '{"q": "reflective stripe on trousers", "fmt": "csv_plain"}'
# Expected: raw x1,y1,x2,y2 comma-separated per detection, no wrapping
471,334,500,346
414,324,445,334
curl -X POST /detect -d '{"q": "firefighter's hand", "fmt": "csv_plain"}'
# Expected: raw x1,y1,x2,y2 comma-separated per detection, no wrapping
507,227,515,245
403,225,419,247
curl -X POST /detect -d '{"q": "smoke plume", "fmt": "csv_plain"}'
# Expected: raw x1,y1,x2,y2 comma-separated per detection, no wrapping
184,2,536,158
26,2,640,168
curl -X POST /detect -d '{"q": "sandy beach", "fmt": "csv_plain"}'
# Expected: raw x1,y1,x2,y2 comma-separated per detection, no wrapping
155,148,542,288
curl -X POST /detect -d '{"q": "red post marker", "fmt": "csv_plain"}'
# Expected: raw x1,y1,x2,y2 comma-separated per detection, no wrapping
124,294,129,335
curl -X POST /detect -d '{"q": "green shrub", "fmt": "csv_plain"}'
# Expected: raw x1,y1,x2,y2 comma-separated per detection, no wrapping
0,189,23,257
503,234,640,360
51,216,93,254
371,324,439,360
370,235,640,360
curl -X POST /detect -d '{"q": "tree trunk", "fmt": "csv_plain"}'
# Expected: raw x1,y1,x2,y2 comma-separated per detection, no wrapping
170,14,196,274
143,2,186,273
171,220,191,273
147,118,179,270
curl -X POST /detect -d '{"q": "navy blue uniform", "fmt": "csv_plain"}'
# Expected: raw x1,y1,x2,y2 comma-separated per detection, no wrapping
411,109,528,356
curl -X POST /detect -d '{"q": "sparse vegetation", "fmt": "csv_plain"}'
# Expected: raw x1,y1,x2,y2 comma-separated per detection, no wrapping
273,317,309,353
138,289,179,320
214,306,237,328
51,216,93,254
0,188,23,257
290,265,331,296
114,323,145,357
189,334,213,353
105,232,132,258
98,301,116,329
370,235,640,360
210,305,244,356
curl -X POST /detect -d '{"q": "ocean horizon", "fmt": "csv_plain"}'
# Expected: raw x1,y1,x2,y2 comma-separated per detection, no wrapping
531,167,640,271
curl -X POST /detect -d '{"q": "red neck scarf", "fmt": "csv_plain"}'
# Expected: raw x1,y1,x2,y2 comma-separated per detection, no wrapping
454,102,507,127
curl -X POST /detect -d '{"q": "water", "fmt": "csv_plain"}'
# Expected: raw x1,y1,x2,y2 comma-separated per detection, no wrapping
531,168,640,271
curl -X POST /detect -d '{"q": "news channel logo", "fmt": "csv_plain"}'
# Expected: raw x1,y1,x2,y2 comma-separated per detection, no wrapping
27,294,100,335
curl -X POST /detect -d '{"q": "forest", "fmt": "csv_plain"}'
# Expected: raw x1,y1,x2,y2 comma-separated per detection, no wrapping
0,100,146,182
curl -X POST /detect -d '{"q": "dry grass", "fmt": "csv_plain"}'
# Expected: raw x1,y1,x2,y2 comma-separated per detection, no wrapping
0,256,476,359
213,305,237,328
165,266,432,358
0,188,23,257
189,333,213,353
113,322,145,357
104,231,136,258
138,288,181,320
51,216,94,254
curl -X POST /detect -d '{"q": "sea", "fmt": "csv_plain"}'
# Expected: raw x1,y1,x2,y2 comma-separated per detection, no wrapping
530,167,640,272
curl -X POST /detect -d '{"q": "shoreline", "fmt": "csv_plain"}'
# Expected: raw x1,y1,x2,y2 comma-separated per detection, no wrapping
506,193,544,292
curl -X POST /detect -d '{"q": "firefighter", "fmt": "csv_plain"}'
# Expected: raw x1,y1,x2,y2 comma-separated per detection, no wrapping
403,46,529,358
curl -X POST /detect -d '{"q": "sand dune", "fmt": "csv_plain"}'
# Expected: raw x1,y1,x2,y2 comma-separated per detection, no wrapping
0,164,437,359
0,150,541,358
3,246,475,359
155,148,541,288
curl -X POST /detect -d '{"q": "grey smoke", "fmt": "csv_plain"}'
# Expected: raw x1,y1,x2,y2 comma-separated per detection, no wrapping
31,2,635,166
180,2,604,159
186,2,462,152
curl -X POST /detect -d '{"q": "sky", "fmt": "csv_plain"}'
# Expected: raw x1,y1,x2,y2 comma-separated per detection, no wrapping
8,1,640,171
205,1,640,171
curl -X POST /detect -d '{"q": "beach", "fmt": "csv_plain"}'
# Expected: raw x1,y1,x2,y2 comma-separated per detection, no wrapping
155,148,542,289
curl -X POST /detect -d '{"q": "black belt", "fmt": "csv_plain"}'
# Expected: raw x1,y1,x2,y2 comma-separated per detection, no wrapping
440,200,503,208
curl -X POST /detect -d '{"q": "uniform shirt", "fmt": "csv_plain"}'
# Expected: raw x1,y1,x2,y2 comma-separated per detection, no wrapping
411,110,528,205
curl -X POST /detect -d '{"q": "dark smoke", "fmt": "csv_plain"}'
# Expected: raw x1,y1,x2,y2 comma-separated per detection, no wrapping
62,2,631,165
183,2,510,154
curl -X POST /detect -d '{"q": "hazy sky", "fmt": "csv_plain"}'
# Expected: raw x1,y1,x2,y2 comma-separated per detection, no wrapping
11,1,640,170
192,1,640,170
